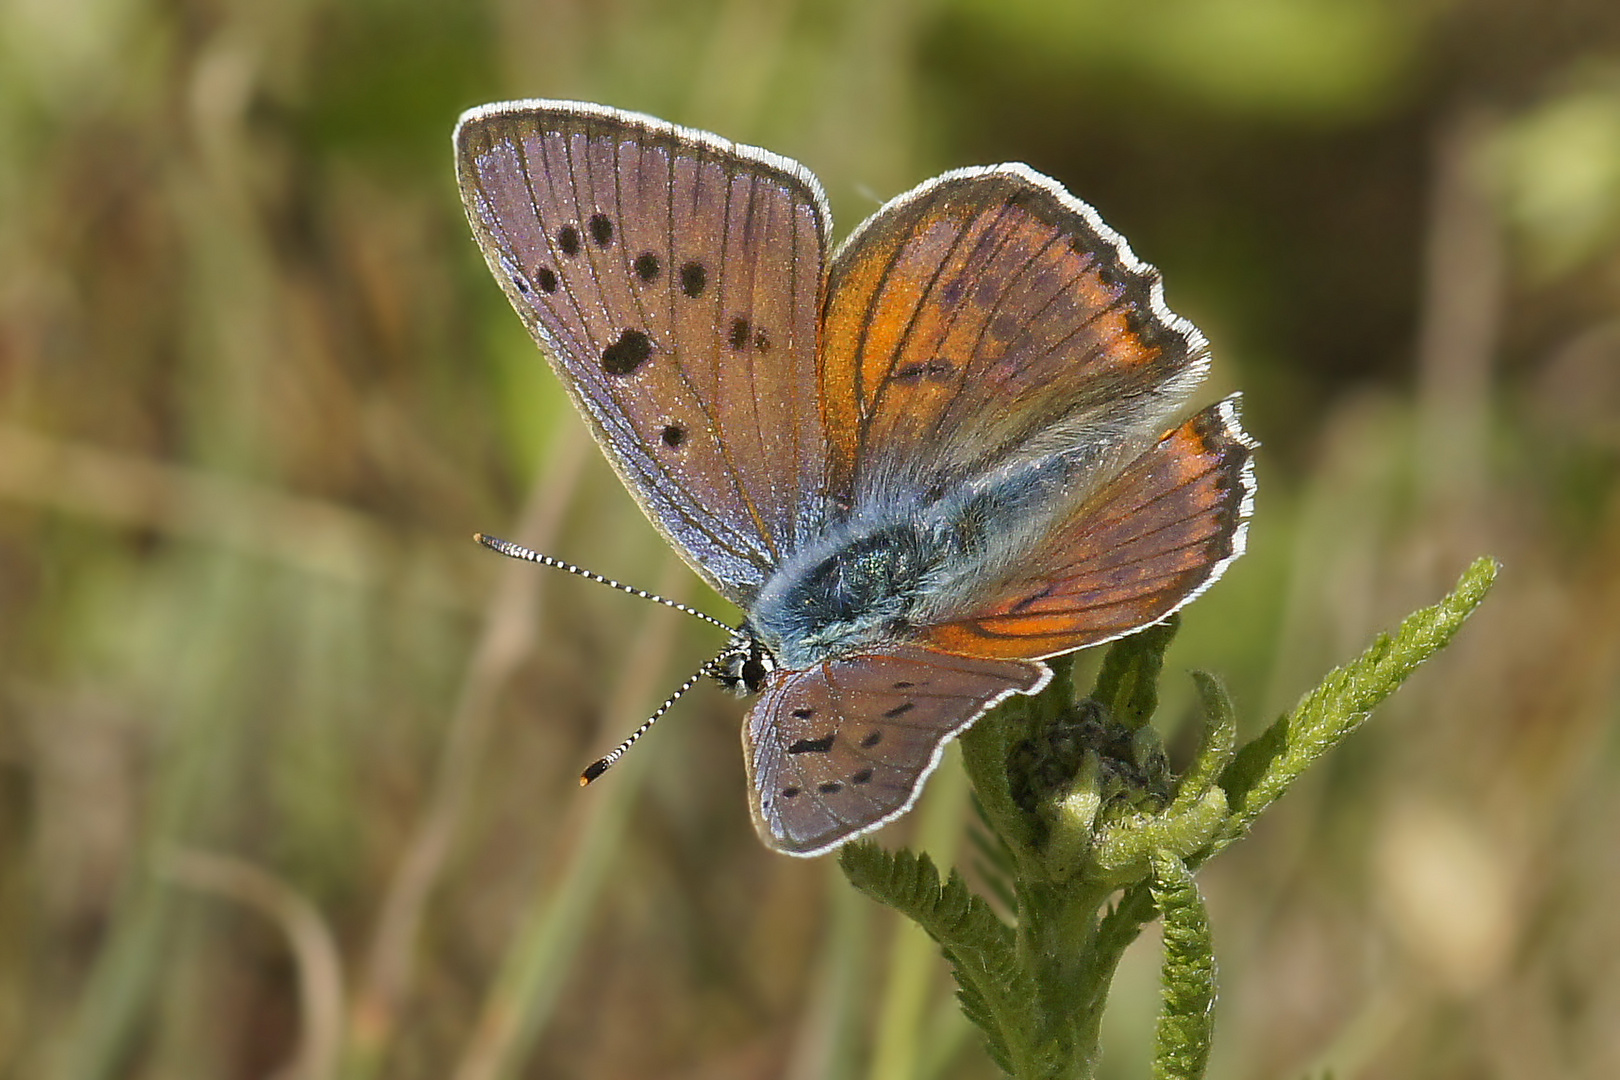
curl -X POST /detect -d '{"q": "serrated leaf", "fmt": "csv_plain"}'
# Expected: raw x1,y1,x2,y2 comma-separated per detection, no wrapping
1218,557,1497,843
840,843,1031,1074
1150,853,1216,1080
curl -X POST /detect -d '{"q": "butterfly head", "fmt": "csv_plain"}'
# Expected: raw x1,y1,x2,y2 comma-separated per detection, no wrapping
705,628,777,697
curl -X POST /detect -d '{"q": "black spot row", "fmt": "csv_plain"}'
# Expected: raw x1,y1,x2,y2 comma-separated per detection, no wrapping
779,767,874,800
727,317,772,352
530,245,714,304
883,702,915,718
660,424,685,447
892,359,955,384
556,216,617,257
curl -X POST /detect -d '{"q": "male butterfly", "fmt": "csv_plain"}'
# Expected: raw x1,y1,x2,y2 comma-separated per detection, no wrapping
454,100,1255,857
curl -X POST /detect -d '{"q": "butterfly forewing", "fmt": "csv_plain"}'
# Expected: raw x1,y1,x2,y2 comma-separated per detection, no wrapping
456,102,832,605
745,645,1048,856
926,398,1255,659
820,166,1207,505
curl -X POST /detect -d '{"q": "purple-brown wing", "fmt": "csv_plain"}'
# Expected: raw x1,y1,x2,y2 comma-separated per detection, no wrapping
745,645,1048,856
819,164,1207,508
456,101,832,605
925,397,1255,659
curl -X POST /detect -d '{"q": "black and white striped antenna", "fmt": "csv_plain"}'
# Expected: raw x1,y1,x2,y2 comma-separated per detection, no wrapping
474,533,731,631
473,532,732,784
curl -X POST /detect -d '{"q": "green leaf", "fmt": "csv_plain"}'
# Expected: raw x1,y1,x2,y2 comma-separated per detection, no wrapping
840,842,1030,1074
1177,671,1238,805
1090,787,1227,885
1150,853,1216,1080
1091,614,1180,731
1218,557,1498,841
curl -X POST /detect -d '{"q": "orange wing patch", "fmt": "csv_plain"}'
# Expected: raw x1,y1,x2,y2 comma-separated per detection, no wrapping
820,168,1203,502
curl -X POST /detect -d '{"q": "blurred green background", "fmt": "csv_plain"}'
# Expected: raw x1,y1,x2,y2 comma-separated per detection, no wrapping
3,0,1619,1076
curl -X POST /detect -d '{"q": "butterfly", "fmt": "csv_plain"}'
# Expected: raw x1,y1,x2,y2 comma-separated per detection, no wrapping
454,100,1255,857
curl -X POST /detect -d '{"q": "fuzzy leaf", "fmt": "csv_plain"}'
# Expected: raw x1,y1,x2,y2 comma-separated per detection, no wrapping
1150,853,1217,1080
1178,672,1237,803
840,842,1029,1073
1218,557,1497,842
1091,614,1180,731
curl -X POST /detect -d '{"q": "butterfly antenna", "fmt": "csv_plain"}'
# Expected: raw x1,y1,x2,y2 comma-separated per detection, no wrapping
580,665,707,785
473,532,731,631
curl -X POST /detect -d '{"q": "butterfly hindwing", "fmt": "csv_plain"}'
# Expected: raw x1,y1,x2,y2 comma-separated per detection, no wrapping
744,645,1048,855
925,397,1256,659
456,101,833,605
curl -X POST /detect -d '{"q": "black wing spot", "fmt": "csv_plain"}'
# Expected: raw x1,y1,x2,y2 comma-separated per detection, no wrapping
860,731,883,748
512,275,530,294
535,267,558,293
1095,255,1128,290
634,253,661,282
753,328,771,352
680,261,707,297
728,317,750,350
601,329,653,376
851,768,873,785
818,781,843,795
788,734,836,754
660,424,685,447
892,680,914,689
791,707,815,719
781,786,801,799
588,213,613,248
892,359,955,384
1123,305,1173,349
884,702,916,719
557,225,580,256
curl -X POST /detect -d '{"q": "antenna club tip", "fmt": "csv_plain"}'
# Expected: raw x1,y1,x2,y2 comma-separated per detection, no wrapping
581,759,610,785
472,531,487,544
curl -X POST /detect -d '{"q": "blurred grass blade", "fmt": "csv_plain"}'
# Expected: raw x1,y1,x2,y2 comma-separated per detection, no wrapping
161,847,344,1080
449,554,689,1080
